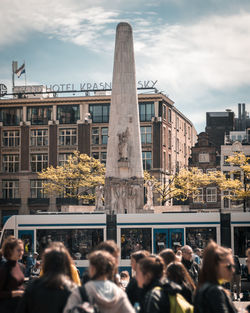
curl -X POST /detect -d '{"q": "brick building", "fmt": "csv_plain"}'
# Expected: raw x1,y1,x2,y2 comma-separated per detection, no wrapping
0,90,196,224
189,132,221,211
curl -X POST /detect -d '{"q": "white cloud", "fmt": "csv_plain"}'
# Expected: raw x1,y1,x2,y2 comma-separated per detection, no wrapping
0,0,119,48
133,11,250,105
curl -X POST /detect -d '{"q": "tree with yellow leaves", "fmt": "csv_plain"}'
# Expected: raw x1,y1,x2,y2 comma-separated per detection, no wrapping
218,153,250,212
39,151,105,202
144,168,221,205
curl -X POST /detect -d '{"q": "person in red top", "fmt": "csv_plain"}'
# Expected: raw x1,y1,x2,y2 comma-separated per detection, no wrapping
0,236,25,313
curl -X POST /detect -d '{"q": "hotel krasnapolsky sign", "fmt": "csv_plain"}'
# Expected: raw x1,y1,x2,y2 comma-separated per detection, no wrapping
0,80,158,97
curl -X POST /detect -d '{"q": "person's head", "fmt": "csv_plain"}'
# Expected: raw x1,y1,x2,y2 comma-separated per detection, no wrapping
96,240,120,264
136,255,164,288
194,248,201,257
2,236,23,261
131,250,150,271
166,261,196,291
198,241,234,287
176,250,182,262
33,252,38,259
120,270,130,281
181,245,193,261
159,249,176,269
42,243,74,288
88,250,116,281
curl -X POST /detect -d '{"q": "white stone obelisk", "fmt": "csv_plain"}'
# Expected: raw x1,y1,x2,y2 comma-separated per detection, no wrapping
105,22,144,214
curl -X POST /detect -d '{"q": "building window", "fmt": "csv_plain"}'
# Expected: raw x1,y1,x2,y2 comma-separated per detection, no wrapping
30,180,47,198
176,138,179,153
168,154,171,173
163,126,166,146
2,155,19,173
31,154,48,172
89,104,110,123
57,105,79,124
163,151,166,172
101,152,107,165
176,116,179,130
101,127,108,145
139,102,154,122
199,153,209,163
2,180,19,199
223,155,229,166
92,128,99,144
168,109,172,123
142,151,152,170
58,153,73,166
59,128,77,146
163,105,166,120
92,152,99,160
0,108,22,126
30,129,48,146
168,130,171,149
206,187,217,202
141,126,152,144
27,106,52,125
193,188,203,203
2,130,20,147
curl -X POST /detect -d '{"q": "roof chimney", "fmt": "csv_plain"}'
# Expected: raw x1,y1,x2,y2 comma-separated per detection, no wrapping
238,103,241,119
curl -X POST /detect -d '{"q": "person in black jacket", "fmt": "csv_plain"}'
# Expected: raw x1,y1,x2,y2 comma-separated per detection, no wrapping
194,241,238,313
136,255,170,313
166,261,196,304
17,243,76,313
0,236,25,313
126,250,150,307
181,245,199,285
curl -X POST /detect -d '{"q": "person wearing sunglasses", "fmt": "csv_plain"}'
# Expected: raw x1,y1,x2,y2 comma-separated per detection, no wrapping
194,241,237,313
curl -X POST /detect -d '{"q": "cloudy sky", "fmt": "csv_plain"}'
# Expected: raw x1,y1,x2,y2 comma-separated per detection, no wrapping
1,0,250,132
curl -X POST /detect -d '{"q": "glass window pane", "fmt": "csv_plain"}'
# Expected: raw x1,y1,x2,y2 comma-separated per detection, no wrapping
36,228,103,259
186,227,216,250
121,228,152,259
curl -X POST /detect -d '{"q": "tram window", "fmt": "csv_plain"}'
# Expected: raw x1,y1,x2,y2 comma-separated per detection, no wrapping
234,227,250,258
19,234,33,254
36,228,103,260
121,228,152,259
1,229,14,246
186,227,216,250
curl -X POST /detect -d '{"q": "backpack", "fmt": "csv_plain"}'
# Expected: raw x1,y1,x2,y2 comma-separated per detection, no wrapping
69,286,100,313
168,293,193,313
154,281,194,313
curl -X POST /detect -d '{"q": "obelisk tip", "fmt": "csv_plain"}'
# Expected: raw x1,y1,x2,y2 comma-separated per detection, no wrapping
116,22,132,32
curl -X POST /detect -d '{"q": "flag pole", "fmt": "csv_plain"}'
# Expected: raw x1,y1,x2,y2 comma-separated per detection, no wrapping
12,61,15,93
24,60,27,86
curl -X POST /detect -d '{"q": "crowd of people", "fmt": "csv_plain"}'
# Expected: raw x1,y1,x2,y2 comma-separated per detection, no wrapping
0,235,249,313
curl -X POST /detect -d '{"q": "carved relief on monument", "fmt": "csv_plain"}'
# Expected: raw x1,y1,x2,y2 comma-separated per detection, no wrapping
95,184,104,210
118,127,129,161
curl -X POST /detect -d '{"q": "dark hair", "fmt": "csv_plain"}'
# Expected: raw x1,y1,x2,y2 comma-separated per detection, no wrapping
88,250,116,280
138,255,164,284
2,236,19,259
120,270,130,279
131,250,150,263
198,241,231,287
167,261,196,291
96,240,120,259
159,249,176,268
42,244,74,288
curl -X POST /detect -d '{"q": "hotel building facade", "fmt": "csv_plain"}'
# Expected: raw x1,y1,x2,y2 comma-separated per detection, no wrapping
0,91,196,224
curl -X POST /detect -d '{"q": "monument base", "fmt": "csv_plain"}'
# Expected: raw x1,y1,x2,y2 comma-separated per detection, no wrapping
104,177,144,214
